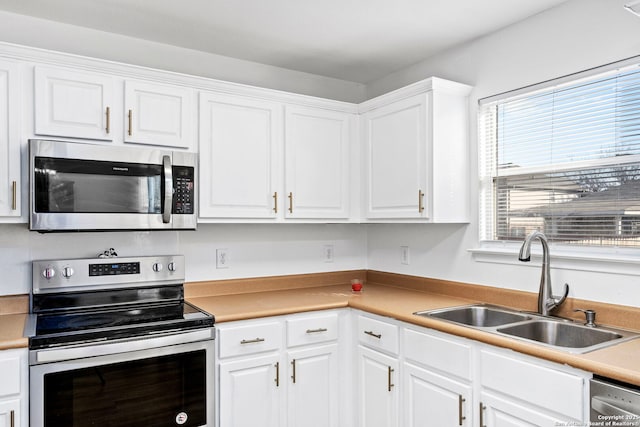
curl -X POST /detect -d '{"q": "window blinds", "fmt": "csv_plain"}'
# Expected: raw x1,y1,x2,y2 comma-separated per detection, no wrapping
479,64,640,247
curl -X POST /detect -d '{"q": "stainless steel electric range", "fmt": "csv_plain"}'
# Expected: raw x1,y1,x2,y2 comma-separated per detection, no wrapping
25,255,215,427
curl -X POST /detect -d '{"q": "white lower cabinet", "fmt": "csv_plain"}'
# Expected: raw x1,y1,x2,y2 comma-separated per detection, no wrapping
479,348,588,426
0,349,27,427
351,310,590,427
216,310,344,427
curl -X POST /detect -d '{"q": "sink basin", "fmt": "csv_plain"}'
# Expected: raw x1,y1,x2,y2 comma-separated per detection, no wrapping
497,320,623,349
415,304,531,327
415,304,640,353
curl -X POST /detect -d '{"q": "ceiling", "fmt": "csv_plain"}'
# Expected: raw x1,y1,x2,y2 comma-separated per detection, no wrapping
0,0,569,84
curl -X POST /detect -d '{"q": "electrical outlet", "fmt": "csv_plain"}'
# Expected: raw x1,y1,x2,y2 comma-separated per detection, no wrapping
216,248,229,269
400,246,410,265
323,245,334,263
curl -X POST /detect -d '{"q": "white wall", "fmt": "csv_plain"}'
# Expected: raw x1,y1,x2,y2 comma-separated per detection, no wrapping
0,10,366,103
365,0,640,307
0,223,368,295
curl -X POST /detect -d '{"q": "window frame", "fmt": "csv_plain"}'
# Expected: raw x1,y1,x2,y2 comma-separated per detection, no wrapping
474,56,640,274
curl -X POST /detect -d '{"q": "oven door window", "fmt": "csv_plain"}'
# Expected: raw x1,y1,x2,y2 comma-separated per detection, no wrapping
34,157,163,214
43,350,206,427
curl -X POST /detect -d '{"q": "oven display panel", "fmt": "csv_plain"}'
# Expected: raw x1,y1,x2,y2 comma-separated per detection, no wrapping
89,262,140,276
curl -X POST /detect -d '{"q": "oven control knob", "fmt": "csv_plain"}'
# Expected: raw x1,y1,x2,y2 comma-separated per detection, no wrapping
62,267,74,278
152,262,163,272
42,267,56,280
167,262,176,272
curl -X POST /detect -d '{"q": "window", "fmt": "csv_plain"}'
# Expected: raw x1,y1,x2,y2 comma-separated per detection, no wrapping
479,61,640,247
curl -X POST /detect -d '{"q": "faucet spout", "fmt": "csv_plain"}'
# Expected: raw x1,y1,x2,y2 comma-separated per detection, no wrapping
518,231,569,316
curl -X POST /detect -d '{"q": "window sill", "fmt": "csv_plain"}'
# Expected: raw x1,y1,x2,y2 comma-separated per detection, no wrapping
469,241,640,276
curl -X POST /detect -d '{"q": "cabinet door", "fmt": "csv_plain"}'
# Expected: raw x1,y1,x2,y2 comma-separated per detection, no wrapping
403,362,471,427
284,106,351,218
124,80,193,149
0,399,20,427
219,354,282,427
199,92,281,218
480,391,571,427
0,60,20,217
357,345,399,427
287,344,339,427
34,66,113,141
363,93,428,219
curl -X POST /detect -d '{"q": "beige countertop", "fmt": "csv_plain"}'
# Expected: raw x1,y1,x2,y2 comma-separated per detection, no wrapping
189,281,640,386
2,271,639,386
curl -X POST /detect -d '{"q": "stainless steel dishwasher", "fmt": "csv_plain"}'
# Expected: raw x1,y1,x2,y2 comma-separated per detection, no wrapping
591,377,640,426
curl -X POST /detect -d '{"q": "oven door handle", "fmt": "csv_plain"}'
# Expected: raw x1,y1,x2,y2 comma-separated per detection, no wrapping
162,155,173,224
32,328,214,364
592,396,639,418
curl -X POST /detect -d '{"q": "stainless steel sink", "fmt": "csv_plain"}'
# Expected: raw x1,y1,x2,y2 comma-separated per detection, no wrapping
414,304,640,353
415,304,531,327
497,320,625,349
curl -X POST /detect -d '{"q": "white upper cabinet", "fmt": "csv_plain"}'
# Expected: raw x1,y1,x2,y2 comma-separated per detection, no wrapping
361,78,472,222
33,66,194,150
124,80,193,148
0,59,21,218
34,66,114,141
284,106,352,219
199,92,281,219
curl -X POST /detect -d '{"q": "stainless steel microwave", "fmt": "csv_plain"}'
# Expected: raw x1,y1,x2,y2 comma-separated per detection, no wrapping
29,139,197,232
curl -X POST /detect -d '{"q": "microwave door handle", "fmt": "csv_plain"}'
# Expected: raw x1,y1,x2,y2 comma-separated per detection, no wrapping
162,155,173,224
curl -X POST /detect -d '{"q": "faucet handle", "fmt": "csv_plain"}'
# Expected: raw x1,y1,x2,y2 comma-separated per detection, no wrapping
574,308,597,327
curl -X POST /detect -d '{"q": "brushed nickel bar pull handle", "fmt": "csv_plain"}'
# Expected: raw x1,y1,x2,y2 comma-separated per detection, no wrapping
11,180,17,210
240,337,265,345
479,403,486,427
105,106,111,134
291,359,296,383
418,189,425,212
10,409,15,427
273,192,278,213
364,330,382,339
458,395,466,426
288,192,293,213
387,366,394,392
274,362,280,387
127,109,133,136
306,328,328,334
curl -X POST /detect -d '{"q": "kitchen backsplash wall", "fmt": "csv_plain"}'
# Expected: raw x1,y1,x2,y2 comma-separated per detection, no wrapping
0,223,367,296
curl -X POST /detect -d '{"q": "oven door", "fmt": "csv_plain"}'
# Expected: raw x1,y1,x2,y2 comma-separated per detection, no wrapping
30,338,214,427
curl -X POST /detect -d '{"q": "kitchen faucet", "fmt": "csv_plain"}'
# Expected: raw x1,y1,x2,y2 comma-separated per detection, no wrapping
518,231,569,316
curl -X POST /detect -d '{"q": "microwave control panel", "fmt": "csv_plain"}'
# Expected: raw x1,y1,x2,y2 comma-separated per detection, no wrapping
172,166,195,214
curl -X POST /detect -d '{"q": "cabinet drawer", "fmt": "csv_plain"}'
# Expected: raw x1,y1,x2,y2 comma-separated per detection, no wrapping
0,351,21,397
287,312,338,347
480,349,585,420
357,314,399,355
403,328,471,380
218,321,283,359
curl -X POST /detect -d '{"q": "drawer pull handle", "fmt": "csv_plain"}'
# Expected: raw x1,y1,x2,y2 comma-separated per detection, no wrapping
458,395,466,426
291,359,296,383
479,403,486,427
10,410,14,427
387,366,394,392
240,337,265,345
306,328,328,334
274,362,280,387
364,330,382,339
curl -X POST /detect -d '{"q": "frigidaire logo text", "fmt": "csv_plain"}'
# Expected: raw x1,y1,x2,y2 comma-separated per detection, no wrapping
112,167,129,171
